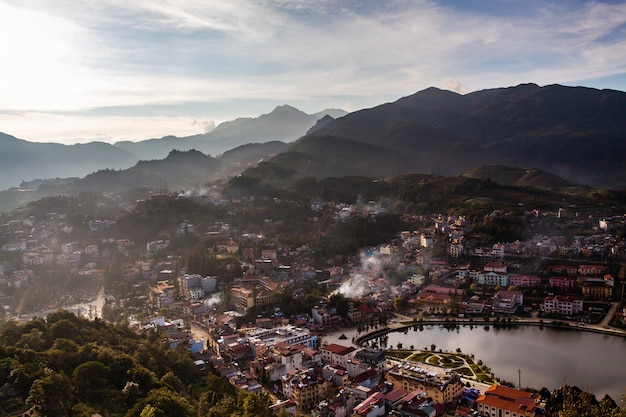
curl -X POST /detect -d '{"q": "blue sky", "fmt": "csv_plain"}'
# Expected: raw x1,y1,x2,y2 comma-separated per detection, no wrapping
1,0,625,144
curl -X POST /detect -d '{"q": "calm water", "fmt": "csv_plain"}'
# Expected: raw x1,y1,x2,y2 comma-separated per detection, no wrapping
382,324,626,400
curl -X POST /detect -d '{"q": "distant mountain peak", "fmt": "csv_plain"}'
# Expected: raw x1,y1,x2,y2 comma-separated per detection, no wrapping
307,115,335,135
270,104,303,114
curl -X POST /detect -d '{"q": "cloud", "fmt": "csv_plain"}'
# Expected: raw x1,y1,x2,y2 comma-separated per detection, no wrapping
1,0,625,142
439,78,470,94
0,112,220,143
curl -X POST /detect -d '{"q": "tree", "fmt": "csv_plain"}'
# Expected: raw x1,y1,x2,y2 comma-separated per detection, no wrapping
125,388,195,417
122,381,141,407
160,370,184,392
26,371,74,417
328,293,350,317
15,329,45,351
393,296,409,311
72,360,110,397
430,344,436,351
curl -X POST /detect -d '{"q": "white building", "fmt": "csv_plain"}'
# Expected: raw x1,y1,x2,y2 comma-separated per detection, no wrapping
542,295,583,315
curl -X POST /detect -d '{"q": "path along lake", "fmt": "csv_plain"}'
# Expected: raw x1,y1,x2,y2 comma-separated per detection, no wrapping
380,324,626,400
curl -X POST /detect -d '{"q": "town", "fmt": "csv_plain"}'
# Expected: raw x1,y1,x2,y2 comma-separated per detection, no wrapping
1,189,625,416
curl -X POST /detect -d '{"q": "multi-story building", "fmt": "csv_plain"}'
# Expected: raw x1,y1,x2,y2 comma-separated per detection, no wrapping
386,366,464,406
509,274,541,287
448,243,465,258
230,287,255,312
578,265,606,276
582,281,613,300
492,290,523,314
549,265,578,276
476,384,539,417
477,271,509,287
179,274,203,300
282,369,330,414
353,348,387,376
321,343,356,368
230,274,281,312
311,305,341,328
541,295,583,315
484,262,507,273
548,276,576,290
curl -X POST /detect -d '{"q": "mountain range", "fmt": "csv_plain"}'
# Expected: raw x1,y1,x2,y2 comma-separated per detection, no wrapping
1,83,625,207
245,83,626,190
0,106,346,191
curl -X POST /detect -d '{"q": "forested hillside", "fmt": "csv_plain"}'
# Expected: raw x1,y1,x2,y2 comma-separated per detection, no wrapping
0,312,278,417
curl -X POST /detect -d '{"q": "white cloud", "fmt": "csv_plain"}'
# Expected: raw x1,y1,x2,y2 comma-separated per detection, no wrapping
439,78,470,95
0,111,219,144
0,0,624,142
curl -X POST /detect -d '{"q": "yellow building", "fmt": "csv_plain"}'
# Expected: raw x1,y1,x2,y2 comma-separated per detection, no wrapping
282,369,330,414
386,365,464,405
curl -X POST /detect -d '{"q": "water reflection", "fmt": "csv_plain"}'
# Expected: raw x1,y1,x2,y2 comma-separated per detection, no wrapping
384,325,626,400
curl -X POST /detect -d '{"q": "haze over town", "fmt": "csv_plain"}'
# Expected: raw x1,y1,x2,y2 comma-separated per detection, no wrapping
1,0,626,144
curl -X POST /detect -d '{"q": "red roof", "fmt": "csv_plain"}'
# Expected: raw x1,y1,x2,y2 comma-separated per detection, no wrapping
485,384,532,399
322,343,356,356
354,368,378,384
477,384,536,414
384,388,407,403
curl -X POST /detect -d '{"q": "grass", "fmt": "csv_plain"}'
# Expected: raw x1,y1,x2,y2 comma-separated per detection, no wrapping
385,350,414,360
411,352,432,362
456,367,475,377
385,349,495,384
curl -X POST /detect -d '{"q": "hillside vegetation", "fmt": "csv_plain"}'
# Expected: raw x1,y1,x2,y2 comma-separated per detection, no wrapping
0,312,275,417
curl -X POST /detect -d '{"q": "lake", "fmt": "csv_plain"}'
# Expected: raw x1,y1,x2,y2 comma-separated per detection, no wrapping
379,324,626,400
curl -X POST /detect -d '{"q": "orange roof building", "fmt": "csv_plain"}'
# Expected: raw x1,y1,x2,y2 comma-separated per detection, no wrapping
476,384,539,417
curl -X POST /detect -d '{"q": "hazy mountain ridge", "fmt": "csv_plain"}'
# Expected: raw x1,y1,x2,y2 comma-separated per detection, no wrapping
0,132,139,190
280,84,626,188
2,83,625,199
0,107,348,191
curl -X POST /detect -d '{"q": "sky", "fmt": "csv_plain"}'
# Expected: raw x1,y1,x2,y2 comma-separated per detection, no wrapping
1,0,625,145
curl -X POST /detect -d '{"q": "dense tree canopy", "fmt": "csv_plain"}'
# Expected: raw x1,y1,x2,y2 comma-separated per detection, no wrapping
0,312,275,416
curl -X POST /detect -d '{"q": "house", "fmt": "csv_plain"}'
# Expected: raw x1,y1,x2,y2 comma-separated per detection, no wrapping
582,281,613,301
418,285,465,297
353,391,386,417
312,305,341,328
282,369,330,415
475,384,539,417
394,390,434,417
216,239,239,254
509,274,541,287
386,366,464,405
384,388,408,410
477,271,509,287
323,394,356,417
322,364,350,387
549,276,576,290
578,265,605,276
224,342,254,362
353,348,387,376
541,295,584,315
484,262,507,273
230,287,255,312
415,292,452,305
321,343,356,368
549,265,578,276
492,290,523,314
420,234,435,248
353,368,379,389
261,249,277,260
